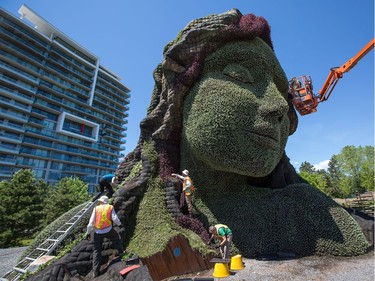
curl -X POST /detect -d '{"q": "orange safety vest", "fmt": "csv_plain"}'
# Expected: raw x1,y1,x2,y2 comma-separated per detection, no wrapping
183,177,195,195
94,204,113,230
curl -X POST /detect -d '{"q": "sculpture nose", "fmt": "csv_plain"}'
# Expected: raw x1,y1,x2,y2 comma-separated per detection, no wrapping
258,95,289,123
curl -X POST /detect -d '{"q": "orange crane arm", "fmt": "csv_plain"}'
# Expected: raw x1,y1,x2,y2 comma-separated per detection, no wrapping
318,38,375,101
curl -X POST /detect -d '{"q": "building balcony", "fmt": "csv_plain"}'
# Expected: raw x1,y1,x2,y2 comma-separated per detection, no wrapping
0,74,37,94
0,132,22,143
0,84,35,104
0,108,29,122
0,154,16,165
0,120,25,132
0,143,20,153
0,169,14,177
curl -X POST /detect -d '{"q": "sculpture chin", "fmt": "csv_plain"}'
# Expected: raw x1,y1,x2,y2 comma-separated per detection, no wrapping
193,145,284,179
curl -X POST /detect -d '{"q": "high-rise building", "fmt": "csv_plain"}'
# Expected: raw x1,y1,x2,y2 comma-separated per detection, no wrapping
0,5,130,191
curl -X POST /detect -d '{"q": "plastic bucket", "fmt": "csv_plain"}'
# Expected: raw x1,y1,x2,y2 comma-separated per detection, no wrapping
212,262,230,278
230,254,244,270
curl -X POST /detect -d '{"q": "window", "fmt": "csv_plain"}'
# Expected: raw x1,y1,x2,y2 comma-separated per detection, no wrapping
50,162,61,170
34,169,46,178
47,171,60,180
62,119,93,137
56,112,99,142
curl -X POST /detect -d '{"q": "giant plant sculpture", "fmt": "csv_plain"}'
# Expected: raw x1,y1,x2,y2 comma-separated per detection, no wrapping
116,8,368,257
24,8,368,281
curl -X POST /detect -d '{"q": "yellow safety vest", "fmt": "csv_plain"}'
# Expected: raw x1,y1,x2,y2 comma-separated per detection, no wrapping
94,204,113,230
183,177,195,195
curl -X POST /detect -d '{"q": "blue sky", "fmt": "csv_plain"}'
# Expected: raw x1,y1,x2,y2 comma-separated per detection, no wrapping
2,0,374,171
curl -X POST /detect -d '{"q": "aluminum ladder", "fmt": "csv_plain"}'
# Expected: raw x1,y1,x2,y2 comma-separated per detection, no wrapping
2,199,98,281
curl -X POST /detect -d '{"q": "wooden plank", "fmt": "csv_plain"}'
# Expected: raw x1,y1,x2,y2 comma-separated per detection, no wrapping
209,258,230,263
141,235,213,280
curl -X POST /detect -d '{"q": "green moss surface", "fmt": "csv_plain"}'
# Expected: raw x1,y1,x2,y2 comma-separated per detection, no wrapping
127,142,213,258
182,39,290,178
178,39,369,257
192,183,368,257
127,176,212,258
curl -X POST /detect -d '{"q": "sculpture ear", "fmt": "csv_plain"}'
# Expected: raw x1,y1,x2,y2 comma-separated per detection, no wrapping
287,97,298,136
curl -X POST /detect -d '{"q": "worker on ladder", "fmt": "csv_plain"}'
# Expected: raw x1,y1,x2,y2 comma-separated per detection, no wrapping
86,195,124,278
172,169,196,217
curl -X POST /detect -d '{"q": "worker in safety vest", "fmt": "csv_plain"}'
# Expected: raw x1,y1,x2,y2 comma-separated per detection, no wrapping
86,195,124,278
209,224,233,259
172,169,195,216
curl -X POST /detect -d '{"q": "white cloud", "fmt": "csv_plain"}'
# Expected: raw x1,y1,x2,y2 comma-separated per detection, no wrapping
291,161,299,169
314,160,330,171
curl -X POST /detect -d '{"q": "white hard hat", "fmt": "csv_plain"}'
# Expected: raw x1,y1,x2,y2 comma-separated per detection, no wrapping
182,169,189,176
98,196,109,204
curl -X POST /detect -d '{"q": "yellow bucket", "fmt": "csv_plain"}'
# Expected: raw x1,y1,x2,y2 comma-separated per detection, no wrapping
212,262,230,278
230,254,244,270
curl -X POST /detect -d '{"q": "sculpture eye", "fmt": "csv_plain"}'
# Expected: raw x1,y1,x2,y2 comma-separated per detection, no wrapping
223,64,254,84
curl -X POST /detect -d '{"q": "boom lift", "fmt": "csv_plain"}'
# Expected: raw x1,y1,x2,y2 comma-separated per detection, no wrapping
289,38,375,116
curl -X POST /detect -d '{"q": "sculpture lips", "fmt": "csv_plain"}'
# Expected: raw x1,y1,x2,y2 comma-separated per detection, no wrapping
245,128,279,148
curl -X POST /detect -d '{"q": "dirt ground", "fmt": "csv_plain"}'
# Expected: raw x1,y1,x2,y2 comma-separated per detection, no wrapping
1,248,373,281
166,250,375,281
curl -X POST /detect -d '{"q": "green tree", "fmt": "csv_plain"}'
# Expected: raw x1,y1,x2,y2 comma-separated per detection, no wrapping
43,177,90,225
338,176,353,198
360,146,374,191
337,145,362,194
299,161,316,174
336,145,374,194
326,155,345,198
0,169,48,247
299,171,327,194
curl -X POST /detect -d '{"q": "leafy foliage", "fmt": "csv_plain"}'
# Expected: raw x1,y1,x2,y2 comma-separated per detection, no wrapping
182,39,290,178
127,176,211,257
299,146,374,198
299,171,328,194
43,177,90,225
326,155,346,198
175,215,210,243
0,169,48,247
193,183,368,257
299,161,316,174
178,40,369,257
143,141,159,175
120,161,142,185
336,145,374,194
125,142,213,258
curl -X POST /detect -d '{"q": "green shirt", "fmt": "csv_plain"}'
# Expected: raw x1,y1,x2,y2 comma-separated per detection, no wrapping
218,226,232,237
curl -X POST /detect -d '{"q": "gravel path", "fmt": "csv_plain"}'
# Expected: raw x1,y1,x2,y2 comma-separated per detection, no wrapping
223,252,375,281
0,247,27,277
169,251,375,281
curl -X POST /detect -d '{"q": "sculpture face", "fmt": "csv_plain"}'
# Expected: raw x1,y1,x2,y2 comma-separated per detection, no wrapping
183,38,290,177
